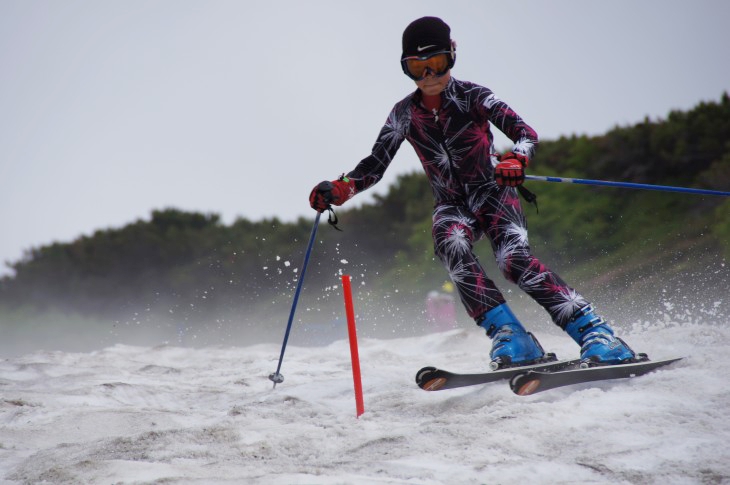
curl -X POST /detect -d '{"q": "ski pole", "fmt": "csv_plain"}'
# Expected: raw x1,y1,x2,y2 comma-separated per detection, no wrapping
525,175,730,197
269,211,322,388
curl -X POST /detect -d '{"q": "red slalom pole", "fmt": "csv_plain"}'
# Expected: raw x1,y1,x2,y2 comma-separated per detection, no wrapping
341,275,364,418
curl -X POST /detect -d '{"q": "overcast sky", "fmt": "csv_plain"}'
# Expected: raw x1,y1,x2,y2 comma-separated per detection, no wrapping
1,0,728,276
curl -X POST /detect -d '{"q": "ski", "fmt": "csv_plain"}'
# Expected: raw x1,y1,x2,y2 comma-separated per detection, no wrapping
509,356,684,396
416,357,580,391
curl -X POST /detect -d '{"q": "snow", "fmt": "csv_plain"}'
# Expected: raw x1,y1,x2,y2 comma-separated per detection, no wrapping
1,319,729,484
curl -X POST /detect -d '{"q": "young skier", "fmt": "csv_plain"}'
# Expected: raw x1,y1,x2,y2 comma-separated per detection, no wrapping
309,16,641,369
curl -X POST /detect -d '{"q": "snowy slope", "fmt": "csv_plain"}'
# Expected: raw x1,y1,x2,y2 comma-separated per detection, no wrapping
1,318,729,484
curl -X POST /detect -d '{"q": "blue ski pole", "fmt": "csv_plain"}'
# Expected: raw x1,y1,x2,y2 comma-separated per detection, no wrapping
269,211,322,388
525,175,730,197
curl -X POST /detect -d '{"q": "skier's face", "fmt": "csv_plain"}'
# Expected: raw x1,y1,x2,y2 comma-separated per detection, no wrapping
415,70,451,96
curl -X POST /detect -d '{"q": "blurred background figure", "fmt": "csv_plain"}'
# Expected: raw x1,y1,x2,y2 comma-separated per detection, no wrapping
426,281,457,331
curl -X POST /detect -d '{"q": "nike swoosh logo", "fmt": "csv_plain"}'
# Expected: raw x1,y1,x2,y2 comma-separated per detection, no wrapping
417,45,436,52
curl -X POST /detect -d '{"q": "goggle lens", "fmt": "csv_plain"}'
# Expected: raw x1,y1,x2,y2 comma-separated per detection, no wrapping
402,52,452,80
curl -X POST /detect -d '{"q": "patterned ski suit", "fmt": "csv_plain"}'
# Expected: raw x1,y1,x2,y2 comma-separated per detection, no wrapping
346,77,588,328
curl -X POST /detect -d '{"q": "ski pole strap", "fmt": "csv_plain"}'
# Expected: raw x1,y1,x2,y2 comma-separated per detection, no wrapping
517,185,538,213
326,207,342,231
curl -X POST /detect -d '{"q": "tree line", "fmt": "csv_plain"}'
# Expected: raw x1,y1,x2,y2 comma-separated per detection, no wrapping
1,93,728,330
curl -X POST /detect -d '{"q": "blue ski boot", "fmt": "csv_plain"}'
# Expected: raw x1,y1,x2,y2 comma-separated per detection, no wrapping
564,304,643,367
478,303,554,370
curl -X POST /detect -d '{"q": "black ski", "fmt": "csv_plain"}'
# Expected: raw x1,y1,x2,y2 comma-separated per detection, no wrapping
509,357,684,396
416,357,580,391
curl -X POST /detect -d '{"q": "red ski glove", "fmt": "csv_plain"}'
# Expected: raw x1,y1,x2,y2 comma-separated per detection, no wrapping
495,151,529,187
309,176,357,212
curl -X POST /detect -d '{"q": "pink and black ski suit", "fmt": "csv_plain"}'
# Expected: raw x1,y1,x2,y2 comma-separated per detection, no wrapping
346,77,589,328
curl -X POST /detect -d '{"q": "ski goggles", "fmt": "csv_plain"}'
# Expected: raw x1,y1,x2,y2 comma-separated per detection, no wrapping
400,50,455,81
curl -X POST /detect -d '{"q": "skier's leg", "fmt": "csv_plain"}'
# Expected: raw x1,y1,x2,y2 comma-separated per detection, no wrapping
472,184,589,326
431,203,501,319
432,204,548,368
472,185,638,364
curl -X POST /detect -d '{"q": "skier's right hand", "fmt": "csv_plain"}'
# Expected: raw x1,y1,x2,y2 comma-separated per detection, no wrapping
309,176,356,212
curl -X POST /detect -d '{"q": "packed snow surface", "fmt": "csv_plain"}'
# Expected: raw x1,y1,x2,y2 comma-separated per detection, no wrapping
1,319,729,484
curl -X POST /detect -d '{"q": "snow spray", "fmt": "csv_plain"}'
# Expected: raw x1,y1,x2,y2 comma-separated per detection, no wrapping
342,274,365,418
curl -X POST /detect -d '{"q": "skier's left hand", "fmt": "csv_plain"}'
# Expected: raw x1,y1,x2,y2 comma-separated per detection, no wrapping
495,152,529,186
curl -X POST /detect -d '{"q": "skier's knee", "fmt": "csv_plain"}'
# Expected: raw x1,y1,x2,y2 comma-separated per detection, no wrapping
432,222,473,261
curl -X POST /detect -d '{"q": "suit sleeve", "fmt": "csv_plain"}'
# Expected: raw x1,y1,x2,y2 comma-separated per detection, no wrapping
482,91,539,160
346,102,409,193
